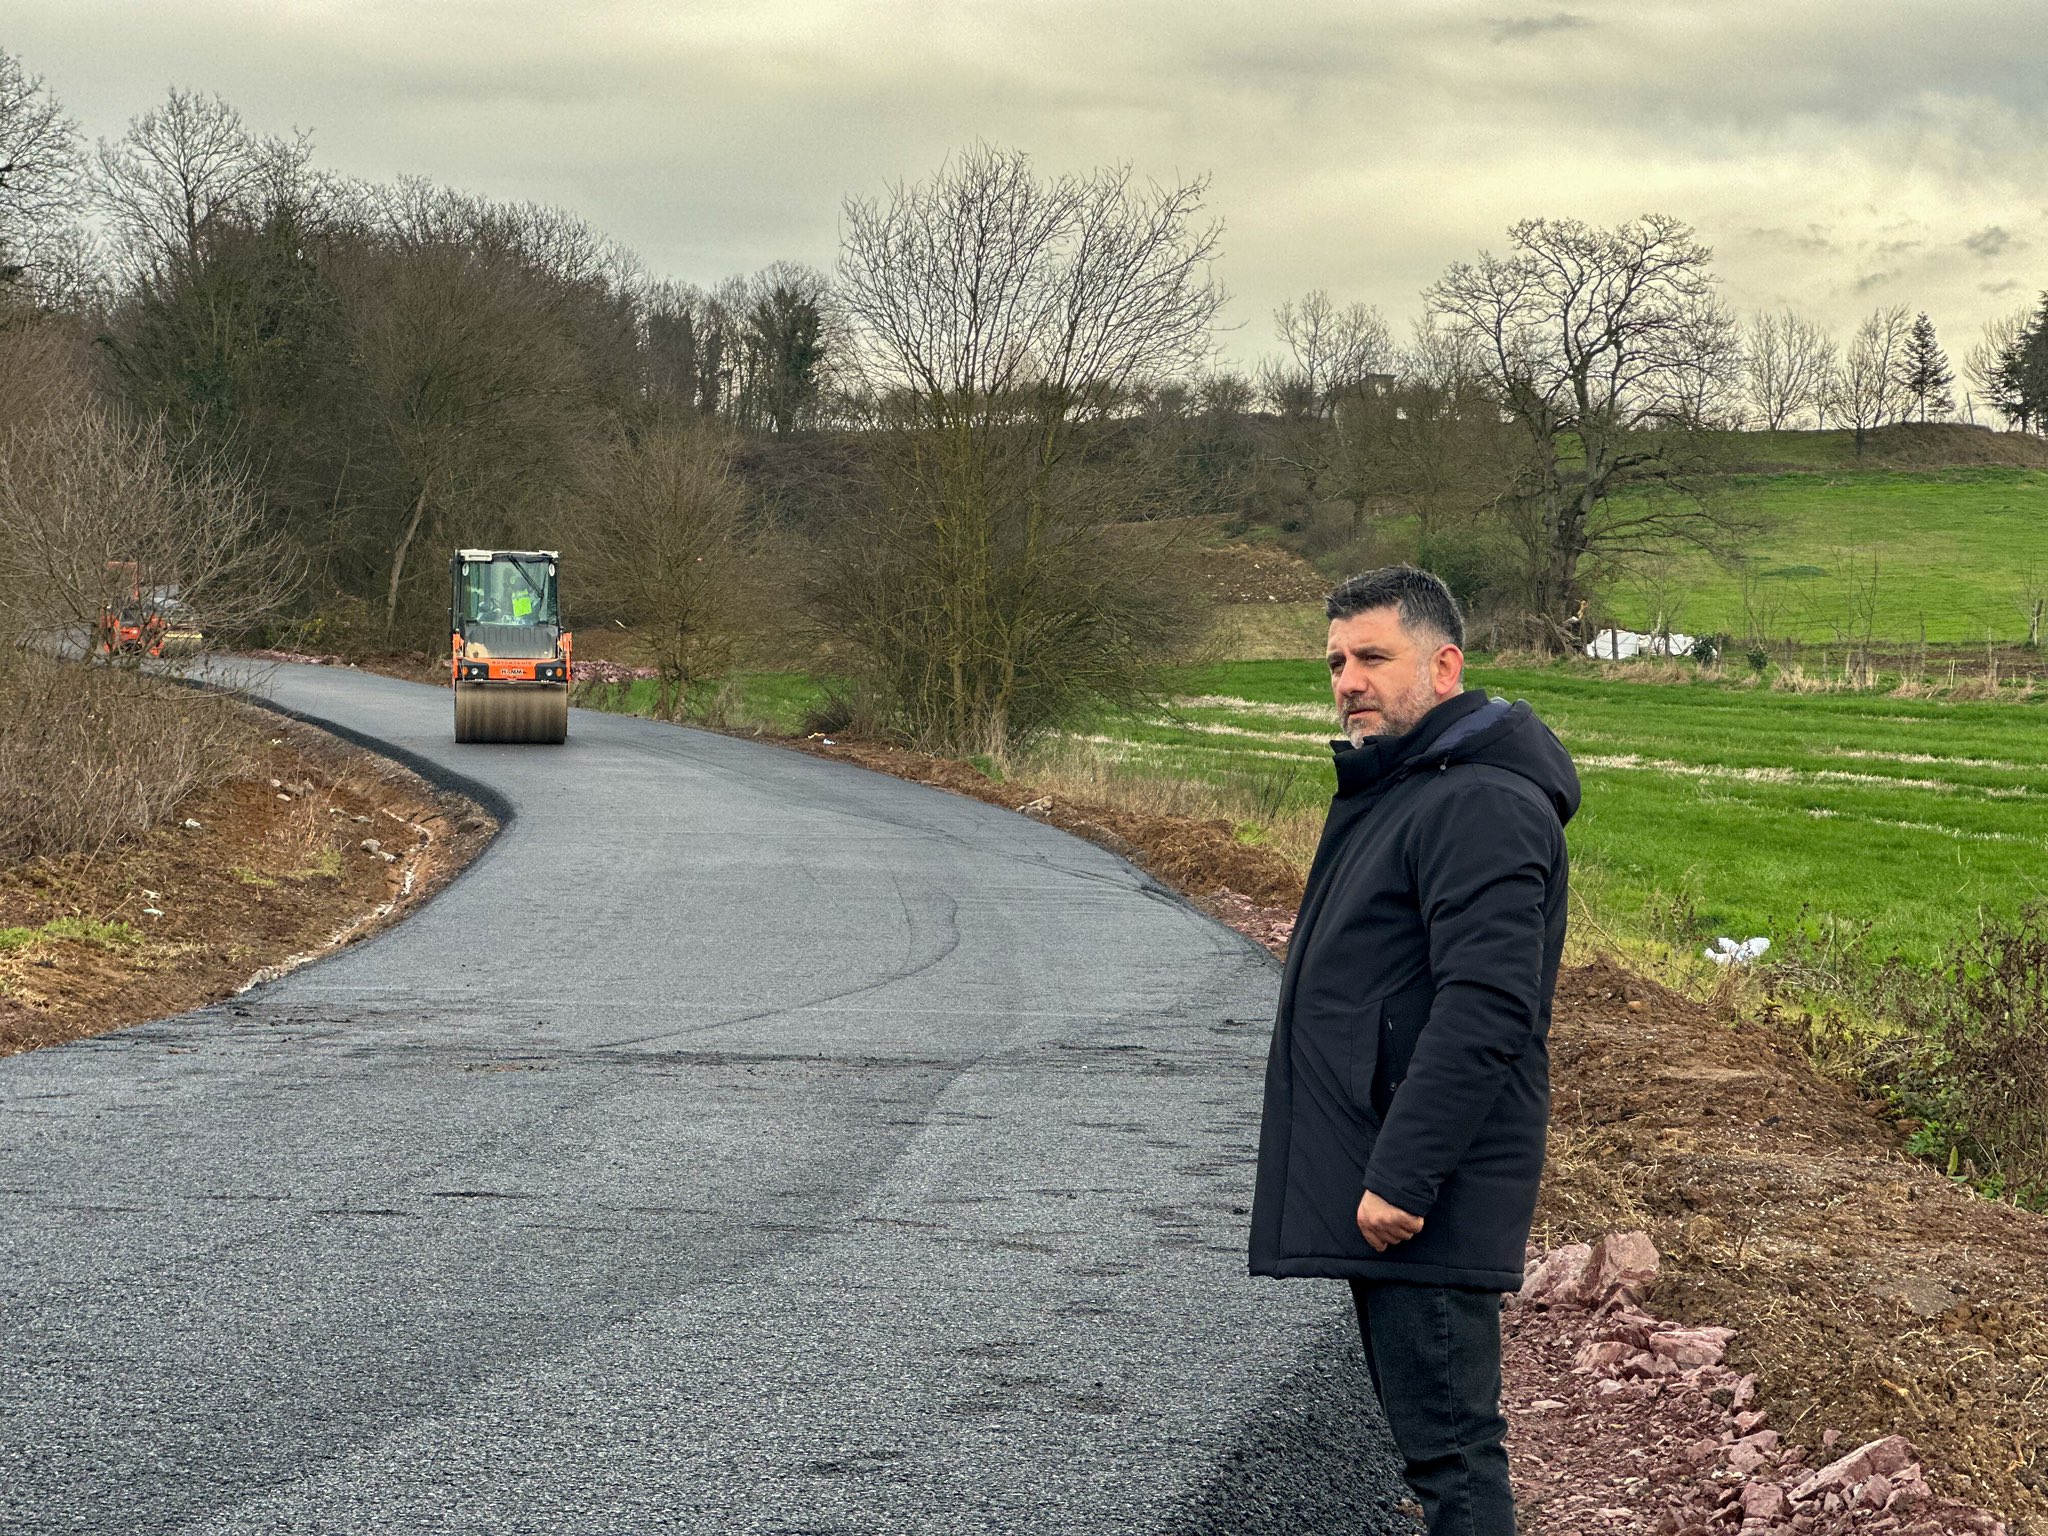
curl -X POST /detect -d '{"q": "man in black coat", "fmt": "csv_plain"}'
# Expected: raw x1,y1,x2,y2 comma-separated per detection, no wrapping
1249,567,1579,1536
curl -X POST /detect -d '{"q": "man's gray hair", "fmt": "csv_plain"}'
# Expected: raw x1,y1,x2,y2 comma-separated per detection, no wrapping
1326,566,1465,650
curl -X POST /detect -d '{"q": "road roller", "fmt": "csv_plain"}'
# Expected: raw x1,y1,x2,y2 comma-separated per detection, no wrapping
450,549,571,743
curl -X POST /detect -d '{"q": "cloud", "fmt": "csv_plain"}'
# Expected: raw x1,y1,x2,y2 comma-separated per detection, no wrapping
1744,224,1838,255
1963,225,2021,259
1489,11,1592,43
9,0,2048,367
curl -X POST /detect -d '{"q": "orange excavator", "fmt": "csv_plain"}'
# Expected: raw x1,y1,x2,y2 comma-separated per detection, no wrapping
449,549,571,743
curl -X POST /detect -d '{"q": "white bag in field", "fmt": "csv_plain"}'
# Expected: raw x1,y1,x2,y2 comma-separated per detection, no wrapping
1704,936,1770,966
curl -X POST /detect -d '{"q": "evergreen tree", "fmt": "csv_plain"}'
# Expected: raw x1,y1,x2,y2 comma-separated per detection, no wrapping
1896,311,1955,421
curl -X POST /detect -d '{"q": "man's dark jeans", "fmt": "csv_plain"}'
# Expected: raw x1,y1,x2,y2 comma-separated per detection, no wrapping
1348,1279,1515,1536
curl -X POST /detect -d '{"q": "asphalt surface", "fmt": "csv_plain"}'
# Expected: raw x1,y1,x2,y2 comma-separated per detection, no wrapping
1,664,1410,1534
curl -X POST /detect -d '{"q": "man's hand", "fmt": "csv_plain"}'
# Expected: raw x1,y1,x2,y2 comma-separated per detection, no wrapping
1356,1189,1424,1252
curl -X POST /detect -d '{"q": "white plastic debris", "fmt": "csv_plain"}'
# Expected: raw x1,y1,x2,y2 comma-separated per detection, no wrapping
142,907,164,917
1704,936,1771,966
181,818,204,831
359,838,382,853
1585,627,1698,661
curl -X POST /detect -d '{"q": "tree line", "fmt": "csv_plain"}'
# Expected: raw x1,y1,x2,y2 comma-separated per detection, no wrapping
4,47,2044,757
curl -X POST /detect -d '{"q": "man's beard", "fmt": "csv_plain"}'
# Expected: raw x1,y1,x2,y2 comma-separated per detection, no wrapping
1340,689,1431,746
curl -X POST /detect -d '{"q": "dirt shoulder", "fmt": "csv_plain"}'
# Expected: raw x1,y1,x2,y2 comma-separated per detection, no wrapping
769,730,2045,1535
1531,961,2044,1532
0,709,494,1056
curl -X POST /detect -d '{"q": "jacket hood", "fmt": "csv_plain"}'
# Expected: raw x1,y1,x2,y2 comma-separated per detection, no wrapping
1424,692,1581,827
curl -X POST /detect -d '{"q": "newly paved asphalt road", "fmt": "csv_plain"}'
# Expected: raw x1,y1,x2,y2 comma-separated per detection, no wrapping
1,664,1408,1534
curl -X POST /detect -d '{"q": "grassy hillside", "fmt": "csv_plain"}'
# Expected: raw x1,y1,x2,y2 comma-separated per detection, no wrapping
1605,467,2048,645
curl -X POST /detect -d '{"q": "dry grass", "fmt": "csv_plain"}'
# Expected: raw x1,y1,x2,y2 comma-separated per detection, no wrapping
0,654,258,863
1007,739,1326,870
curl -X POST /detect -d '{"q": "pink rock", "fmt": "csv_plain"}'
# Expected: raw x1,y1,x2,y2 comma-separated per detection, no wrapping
1859,1473,1893,1508
1516,1233,1661,1310
1889,1474,1930,1514
1596,1378,1629,1397
1577,1339,1631,1371
1651,1328,1731,1368
1518,1242,1593,1306
1726,1442,1771,1476
1600,1312,1656,1346
1733,1410,1768,1435
1821,1429,1841,1451
1731,1374,1758,1410
1739,1483,1790,1522
1790,1436,1918,1502
1586,1231,1661,1307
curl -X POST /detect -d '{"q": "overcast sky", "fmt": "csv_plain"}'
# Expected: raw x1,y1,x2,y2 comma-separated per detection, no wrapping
10,0,2045,390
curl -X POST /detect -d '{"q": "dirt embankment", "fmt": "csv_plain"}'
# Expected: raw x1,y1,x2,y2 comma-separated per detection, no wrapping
783,732,2046,1534
0,712,494,1055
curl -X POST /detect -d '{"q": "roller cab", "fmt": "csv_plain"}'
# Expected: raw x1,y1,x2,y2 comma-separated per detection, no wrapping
450,549,572,744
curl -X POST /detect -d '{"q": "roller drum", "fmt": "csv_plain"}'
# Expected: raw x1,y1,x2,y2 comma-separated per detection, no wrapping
453,681,568,744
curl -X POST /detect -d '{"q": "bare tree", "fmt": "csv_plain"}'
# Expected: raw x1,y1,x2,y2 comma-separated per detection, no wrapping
0,48,86,303
1261,290,1393,418
338,186,618,632
1828,305,1911,454
0,404,298,651
93,88,310,273
1426,214,1750,649
1260,292,1398,528
831,144,1223,753
1665,292,1746,429
577,428,752,718
1744,309,1835,430
1329,314,1525,545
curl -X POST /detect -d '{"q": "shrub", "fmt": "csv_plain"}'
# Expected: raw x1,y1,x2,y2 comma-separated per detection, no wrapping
1881,903,2048,1204
0,653,253,862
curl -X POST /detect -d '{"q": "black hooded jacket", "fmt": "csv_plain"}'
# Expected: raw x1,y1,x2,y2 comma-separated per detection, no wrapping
1249,688,1580,1290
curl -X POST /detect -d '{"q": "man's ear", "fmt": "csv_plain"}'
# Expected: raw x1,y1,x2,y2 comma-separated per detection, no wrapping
1434,643,1465,697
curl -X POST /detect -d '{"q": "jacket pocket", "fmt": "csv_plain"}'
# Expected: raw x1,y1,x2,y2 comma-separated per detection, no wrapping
1368,982,1437,1118
1345,996,1385,1122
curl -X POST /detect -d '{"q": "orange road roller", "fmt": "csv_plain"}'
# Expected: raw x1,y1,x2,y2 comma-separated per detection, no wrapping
450,549,571,744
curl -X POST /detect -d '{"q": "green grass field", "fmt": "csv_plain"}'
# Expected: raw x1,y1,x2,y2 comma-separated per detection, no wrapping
1605,468,2048,645
1052,661,2048,967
